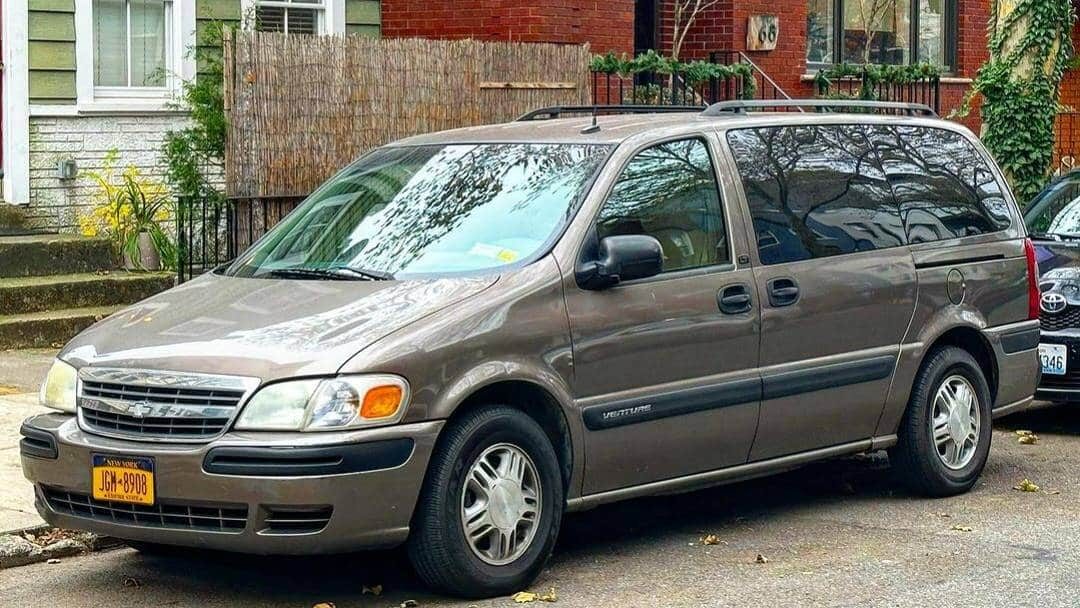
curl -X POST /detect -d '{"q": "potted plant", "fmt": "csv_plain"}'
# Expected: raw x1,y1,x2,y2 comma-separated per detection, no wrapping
80,151,176,271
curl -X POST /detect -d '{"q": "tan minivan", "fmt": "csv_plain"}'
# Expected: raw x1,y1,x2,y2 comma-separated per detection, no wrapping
22,101,1039,597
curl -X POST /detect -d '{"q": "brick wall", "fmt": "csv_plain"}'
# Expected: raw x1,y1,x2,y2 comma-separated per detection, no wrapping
380,0,635,55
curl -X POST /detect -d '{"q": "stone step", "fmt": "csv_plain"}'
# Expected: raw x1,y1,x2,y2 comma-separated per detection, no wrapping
0,235,117,278
0,271,173,315
0,305,122,350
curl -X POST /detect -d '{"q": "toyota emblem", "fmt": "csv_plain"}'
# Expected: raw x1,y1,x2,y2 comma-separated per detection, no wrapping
1041,292,1067,314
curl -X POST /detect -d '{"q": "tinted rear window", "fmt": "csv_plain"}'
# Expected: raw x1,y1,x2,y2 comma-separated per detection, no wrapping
868,125,1011,244
726,125,902,265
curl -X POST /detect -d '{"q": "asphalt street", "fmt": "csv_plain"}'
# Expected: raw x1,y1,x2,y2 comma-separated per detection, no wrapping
2,404,1079,608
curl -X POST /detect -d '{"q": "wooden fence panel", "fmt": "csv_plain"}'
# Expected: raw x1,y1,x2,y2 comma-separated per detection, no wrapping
224,33,591,198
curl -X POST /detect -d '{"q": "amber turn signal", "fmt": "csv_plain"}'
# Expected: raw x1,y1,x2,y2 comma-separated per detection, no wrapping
361,385,404,419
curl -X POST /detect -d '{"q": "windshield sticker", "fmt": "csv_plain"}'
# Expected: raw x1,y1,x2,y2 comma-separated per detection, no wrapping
470,243,520,263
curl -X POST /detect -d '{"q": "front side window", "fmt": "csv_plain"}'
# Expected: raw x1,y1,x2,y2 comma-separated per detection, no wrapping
870,126,1011,243
93,0,172,88
726,125,902,265
806,0,954,68
255,0,324,34
595,138,728,273
225,143,611,279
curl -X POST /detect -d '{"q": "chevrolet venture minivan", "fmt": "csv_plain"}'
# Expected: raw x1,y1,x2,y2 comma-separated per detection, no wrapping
22,101,1040,598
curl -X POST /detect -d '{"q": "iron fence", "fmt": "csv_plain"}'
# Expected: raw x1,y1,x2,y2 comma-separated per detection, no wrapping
814,69,940,114
176,195,304,283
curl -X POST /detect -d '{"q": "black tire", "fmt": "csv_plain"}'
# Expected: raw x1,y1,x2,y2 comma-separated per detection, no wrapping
890,345,993,497
407,406,563,598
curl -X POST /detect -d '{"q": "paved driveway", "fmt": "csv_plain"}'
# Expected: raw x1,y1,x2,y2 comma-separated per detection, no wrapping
2,404,1078,607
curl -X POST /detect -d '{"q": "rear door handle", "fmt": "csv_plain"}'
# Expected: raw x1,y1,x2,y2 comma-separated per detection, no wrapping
718,284,752,314
766,277,799,307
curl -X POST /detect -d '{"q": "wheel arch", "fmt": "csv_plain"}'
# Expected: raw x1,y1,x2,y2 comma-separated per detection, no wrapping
923,325,998,405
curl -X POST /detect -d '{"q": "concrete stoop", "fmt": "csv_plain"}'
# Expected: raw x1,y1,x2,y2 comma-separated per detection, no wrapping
0,235,175,349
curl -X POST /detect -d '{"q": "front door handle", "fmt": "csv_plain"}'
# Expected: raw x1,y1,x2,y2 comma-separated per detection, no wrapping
766,277,799,307
718,284,752,314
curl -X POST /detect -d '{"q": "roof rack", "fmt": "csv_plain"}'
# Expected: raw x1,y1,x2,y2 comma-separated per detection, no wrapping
702,99,937,117
516,105,704,121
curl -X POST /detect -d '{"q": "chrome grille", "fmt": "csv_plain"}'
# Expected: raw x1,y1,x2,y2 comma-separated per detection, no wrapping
77,368,259,442
43,487,247,533
1040,305,1080,331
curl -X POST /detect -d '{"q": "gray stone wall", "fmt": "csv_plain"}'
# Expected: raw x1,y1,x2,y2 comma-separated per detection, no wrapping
27,113,190,232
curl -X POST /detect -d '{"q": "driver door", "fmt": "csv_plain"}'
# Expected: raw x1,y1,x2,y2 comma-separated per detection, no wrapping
564,136,762,495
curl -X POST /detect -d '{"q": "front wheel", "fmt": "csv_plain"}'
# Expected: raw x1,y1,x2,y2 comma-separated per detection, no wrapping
890,346,993,496
407,406,564,598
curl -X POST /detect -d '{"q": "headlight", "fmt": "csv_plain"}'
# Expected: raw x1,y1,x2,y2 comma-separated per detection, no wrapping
234,375,409,431
40,359,78,413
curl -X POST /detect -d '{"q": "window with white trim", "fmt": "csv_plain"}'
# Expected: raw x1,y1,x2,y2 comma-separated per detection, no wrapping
93,0,173,90
255,0,326,35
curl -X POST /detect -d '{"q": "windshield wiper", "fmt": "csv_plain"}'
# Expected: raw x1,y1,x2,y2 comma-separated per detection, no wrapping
325,265,394,281
265,266,393,281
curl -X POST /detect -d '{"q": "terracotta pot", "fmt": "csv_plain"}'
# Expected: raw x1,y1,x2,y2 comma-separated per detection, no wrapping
123,231,161,271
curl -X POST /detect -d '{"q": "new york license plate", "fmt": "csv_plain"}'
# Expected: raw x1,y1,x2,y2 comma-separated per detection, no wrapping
1039,343,1067,376
92,454,155,505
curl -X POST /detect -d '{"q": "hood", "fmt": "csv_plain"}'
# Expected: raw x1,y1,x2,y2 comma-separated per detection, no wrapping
62,272,498,380
1034,240,1080,306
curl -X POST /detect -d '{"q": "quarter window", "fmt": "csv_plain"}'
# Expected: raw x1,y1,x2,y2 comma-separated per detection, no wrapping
806,0,954,68
255,0,325,34
596,138,728,273
726,125,903,265
93,0,172,88
870,126,1011,243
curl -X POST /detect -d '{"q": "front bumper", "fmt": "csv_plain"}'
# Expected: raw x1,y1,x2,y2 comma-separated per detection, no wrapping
20,413,442,554
1035,331,1080,403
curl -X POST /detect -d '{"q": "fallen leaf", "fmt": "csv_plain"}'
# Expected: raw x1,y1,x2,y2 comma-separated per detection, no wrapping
700,534,721,546
951,525,973,532
511,588,557,603
400,601,419,608
1013,479,1040,493
46,558,61,564
755,553,770,564
0,384,19,395
361,584,382,596
312,603,335,608
1018,433,1039,445
1048,489,1062,495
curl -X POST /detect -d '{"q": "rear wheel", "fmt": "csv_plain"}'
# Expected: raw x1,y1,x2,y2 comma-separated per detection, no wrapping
890,346,993,496
407,406,563,598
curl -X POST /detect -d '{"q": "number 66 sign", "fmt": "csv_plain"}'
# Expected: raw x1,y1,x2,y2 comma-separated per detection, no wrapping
747,15,780,51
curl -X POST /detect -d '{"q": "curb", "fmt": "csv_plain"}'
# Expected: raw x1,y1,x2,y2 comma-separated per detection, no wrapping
0,525,121,569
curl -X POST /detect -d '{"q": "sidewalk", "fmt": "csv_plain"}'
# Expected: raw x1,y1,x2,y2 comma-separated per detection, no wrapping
0,349,55,532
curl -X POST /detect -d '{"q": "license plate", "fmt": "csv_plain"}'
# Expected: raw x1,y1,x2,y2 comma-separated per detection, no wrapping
1039,343,1068,376
92,454,155,506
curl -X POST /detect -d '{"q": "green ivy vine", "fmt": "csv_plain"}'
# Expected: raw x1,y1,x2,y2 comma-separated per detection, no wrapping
590,50,757,100
813,63,941,101
956,0,1076,203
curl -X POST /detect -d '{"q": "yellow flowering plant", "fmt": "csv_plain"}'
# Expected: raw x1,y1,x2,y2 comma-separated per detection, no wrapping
80,150,176,270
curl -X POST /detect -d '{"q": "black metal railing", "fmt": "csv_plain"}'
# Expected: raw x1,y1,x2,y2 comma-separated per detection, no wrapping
814,68,940,115
709,50,793,102
176,194,304,283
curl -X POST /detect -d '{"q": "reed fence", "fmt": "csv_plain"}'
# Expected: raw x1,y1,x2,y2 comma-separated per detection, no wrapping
224,32,591,198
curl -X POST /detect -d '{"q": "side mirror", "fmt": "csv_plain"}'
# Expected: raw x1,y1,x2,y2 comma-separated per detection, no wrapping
578,234,664,290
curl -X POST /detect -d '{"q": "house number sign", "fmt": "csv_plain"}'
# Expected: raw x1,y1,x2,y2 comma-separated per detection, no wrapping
747,15,779,51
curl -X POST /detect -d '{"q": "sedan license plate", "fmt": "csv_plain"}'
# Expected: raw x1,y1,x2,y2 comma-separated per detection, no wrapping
1039,343,1068,376
91,454,155,505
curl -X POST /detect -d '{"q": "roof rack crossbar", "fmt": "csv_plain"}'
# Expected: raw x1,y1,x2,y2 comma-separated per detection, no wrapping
701,99,937,117
516,105,705,121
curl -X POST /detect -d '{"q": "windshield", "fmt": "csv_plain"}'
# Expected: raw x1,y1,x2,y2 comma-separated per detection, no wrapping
224,143,611,279
1025,172,1080,238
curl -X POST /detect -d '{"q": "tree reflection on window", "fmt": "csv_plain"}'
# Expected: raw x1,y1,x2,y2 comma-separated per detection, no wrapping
596,138,728,272
229,143,611,278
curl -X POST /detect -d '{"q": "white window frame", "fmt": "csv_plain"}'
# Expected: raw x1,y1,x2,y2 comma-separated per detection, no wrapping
73,0,196,113
241,0,346,35
2,0,31,204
